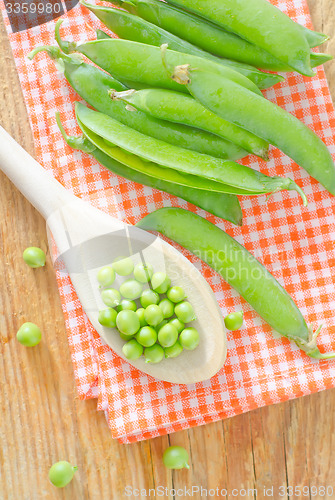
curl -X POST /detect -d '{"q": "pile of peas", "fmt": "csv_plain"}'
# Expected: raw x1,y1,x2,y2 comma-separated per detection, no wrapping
97,257,200,363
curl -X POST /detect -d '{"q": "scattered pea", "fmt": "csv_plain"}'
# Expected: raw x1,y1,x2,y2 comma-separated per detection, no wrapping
136,307,148,327
224,311,244,331
133,263,154,283
180,327,200,350
48,461,77,488
101,288,121,308
122,339,143,360
16,322,42,347
119,279,143,300
22,246,46,268
140,289,160,308
169,318,185,334
144,304,164,327
158,323,178,348
167,286,186,303
98,308,117,328
144,344,165,363
96,266,115,287
151,272,171,294
136,326,157,347
119,332,135,341
156,319,168,331
112,256,134,276
159,298,174,319
175,301,196,323
162,446,190,470
116,310,140,336
164,341,183,359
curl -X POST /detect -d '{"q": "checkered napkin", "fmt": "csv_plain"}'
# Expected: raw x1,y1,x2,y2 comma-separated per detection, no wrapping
2,0,335,443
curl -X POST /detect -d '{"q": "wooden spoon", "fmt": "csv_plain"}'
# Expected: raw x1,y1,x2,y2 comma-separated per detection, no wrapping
0,126,227,384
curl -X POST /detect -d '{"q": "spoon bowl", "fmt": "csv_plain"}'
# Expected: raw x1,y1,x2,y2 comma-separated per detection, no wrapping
0,125,227,383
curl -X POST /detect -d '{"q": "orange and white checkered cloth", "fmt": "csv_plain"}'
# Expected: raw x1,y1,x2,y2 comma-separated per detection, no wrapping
2,0,335,443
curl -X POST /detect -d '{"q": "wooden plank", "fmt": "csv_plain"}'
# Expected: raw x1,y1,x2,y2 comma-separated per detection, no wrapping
0,1,335,498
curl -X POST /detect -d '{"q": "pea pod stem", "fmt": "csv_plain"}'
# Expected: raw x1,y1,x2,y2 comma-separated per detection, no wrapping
168,62,335,196
29,43,246,161
56,113,243,225
109,87,270,160
136,208,334,359
75,102,307,203
80,0,282,90
111,0,331,72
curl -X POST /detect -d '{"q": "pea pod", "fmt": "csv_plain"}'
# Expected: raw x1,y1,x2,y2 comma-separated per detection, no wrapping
75,102,307,203
81,0,282,89
111,0,331,72
54,20,263,96
164,0,314,76
56,114,243,225
28,46,246,161
136,207,334,359
110,87,269,160
171,65,335,195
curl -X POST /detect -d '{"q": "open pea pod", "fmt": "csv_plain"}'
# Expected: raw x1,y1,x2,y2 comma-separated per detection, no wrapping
56,114,243,225
75,102,307,204
81,0,282,90
110,0,331,72
136,207,335,360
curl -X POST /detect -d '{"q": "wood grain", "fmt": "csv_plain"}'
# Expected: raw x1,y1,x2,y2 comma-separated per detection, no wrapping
1,2,335,499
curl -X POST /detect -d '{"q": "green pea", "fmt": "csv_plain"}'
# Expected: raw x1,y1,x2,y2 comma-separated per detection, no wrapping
164,340,183,359
151,272,171,293
117,299,137,312
140,289,160,308
156,319,168,331
98,308,117,328
22,246,46,268
159,298,174,319
162,446,190,470
175,301,196,323
169,318,185,334
136,326,157,347
101,288,121,308
144,344,165,363
167,286,186,303
48,461,77,488
116,310,140,336
119,332,135,341
16,322,42,347
119,279,143,300
136,307,148,327
96,266,115,287
144,304,164,327
180,327,200,350
224,311,244,331
122,339,143,360
112,256,134,276
158,323,178,348
133,263,154,283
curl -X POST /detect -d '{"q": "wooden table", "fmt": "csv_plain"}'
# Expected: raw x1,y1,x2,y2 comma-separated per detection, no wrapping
1,2,335,499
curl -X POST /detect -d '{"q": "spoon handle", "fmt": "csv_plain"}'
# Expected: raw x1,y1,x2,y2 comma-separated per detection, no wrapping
0,125,74,220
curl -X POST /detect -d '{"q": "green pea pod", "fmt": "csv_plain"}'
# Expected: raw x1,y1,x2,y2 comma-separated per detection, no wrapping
28,45,247,161
110,88,269,160
173,65,335,195
81,0,282,89
75,101,307,203
136,207,334,359
54,20,263,96
56,114,243,224
164,0,314,76
111,0,331,72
